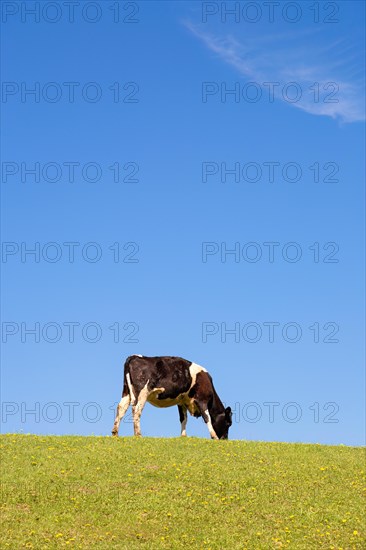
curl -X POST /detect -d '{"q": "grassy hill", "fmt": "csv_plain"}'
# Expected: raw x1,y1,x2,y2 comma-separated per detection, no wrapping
1,434,364,549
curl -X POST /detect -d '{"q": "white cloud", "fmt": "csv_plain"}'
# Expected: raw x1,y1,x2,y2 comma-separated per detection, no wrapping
185,21,365,124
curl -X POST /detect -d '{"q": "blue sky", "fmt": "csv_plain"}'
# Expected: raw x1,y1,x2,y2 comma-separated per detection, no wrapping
1,1,365,445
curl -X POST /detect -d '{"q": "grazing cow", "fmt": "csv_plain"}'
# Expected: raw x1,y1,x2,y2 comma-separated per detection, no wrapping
112,355,232,440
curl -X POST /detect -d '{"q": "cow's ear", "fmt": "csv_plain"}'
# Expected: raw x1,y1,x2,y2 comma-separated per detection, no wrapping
225,406,232,417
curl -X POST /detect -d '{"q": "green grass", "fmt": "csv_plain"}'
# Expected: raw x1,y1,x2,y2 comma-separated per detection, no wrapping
0,435,364,549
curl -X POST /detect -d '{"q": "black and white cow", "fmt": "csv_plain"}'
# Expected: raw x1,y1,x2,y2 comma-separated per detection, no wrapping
112,355,232,440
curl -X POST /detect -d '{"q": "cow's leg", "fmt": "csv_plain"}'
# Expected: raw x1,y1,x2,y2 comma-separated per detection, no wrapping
197,402,219,440
133,383,149,437
178,405,188,436
112,392,131,436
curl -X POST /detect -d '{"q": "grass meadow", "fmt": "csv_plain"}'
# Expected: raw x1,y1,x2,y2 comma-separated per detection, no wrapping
1,434,365,549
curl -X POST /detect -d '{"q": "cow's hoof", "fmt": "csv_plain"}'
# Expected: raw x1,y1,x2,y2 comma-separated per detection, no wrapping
111,430,118,437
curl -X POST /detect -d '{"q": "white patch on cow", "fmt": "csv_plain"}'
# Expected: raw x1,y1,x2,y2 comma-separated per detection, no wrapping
126,373,135,404
134,354,143,357
133,380,149,436
180,411,188,436
189,362,207,376
135,381,149,412
204,409,219,440
189,362,207,389
112,393,131,435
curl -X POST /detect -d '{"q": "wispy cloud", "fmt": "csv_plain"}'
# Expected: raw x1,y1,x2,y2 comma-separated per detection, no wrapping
184,21,365,124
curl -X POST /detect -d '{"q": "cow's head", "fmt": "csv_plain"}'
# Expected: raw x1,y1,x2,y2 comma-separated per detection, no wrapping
212,406,232,439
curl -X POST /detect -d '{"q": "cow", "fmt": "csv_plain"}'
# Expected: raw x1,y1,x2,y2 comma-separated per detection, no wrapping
112,355,232,440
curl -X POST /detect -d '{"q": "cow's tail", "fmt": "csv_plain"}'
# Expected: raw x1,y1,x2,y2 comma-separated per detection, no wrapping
122,355,134,397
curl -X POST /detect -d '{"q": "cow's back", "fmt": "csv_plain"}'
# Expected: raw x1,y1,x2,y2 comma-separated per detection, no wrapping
127,355,193,399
